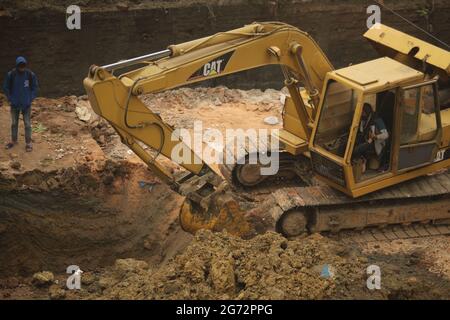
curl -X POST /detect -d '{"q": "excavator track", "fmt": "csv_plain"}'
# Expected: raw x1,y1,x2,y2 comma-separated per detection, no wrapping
220,147,450,238
263,171,450,237
333,223,450,243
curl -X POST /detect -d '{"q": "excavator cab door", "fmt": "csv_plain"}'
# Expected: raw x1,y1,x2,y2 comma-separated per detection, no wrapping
395,80,442,172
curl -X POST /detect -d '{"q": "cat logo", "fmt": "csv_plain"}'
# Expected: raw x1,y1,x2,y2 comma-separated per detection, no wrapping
188,51,234,81
203,59,223,77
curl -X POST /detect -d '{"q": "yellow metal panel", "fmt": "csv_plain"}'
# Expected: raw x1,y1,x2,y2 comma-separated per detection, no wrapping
331,57,423,91
273,129,308,155
282,90,314,140
351,158,450,197
418,112,439,142
364,24,450,74
440,108,450,147
335,69,378,86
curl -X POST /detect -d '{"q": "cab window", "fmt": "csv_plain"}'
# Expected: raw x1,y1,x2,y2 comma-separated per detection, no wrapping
314,80,358,157
400,83,438,145
397,82,440,171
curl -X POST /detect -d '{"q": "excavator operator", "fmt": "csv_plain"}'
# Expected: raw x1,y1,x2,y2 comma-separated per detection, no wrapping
353,103,390,172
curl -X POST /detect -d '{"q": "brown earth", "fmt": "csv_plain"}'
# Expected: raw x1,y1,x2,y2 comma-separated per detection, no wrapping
0,88,449,300
1,231,449,300
76,231,450,300
0,94,191,278
0,86,283,282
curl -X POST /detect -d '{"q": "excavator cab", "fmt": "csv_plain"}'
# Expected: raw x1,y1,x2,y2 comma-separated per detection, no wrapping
310,57,447,197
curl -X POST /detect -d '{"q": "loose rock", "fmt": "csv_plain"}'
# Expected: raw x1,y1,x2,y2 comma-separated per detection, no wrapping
32,271,54,287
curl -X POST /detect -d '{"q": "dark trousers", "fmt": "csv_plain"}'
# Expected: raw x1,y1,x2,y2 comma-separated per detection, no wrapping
353,142,374,160
353,142,388,168
11,107,32,144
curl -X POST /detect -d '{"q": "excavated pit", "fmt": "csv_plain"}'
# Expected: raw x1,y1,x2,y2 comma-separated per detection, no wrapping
0,86,285,278
0,162,190,277
0,95,193,278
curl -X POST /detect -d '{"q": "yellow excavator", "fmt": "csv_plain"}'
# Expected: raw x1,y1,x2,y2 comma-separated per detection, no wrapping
84,22,450,238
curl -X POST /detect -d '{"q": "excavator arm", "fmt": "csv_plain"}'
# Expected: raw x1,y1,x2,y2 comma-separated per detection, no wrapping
83,22,333,236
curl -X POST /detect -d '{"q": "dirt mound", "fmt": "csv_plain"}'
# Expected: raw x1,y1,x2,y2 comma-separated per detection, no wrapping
58,230,449,300
69,231,360,299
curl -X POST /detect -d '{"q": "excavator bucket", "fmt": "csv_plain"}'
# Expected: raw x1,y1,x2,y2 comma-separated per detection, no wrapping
179,195,253,238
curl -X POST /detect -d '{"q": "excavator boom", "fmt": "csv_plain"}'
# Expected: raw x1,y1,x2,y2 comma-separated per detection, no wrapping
83,22,334,236
84,22,332,181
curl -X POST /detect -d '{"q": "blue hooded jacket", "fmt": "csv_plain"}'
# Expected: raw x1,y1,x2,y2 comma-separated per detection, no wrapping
3,56,39,110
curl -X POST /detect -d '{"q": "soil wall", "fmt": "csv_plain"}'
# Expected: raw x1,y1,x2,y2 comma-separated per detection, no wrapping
0,162,189,276
0,0,449,97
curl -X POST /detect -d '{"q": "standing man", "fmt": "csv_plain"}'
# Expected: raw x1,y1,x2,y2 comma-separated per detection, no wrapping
2,56,39,152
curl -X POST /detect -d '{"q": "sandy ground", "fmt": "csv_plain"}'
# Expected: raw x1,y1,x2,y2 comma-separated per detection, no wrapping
0,96,100,172
142,86,284,130
0,88,449,300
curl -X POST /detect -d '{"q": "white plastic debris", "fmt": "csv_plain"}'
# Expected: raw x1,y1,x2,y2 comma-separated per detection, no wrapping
264,116,279,125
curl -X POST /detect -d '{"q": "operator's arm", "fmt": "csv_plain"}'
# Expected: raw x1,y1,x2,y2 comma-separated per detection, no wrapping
374,118,389,141
376,130,389,141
